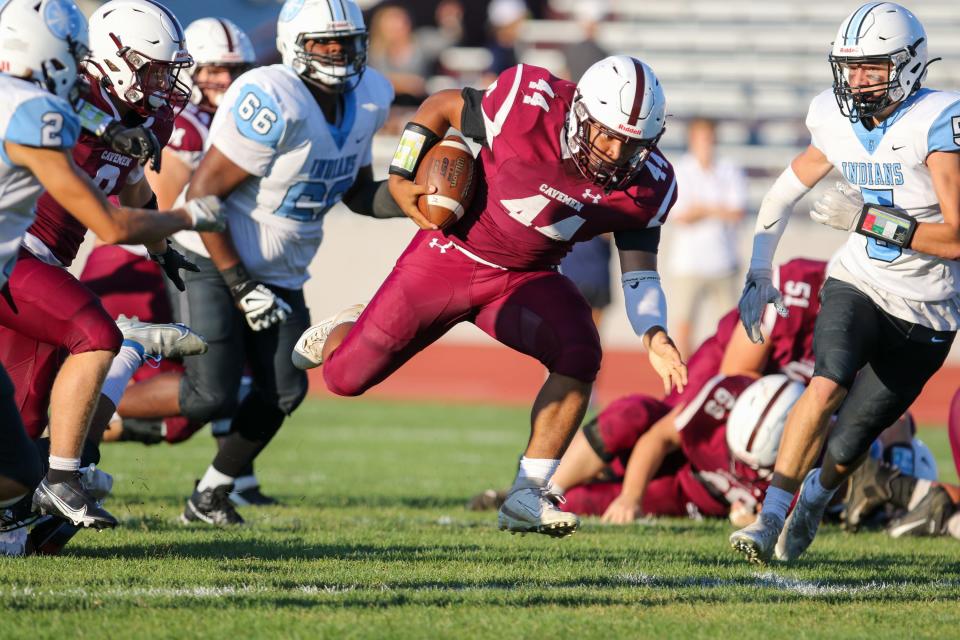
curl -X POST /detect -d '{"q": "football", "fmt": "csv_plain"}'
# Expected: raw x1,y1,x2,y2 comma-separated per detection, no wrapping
415,134,476,230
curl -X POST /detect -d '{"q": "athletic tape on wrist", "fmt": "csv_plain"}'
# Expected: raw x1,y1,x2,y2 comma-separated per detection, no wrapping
855,203,916,248
388,122,440,180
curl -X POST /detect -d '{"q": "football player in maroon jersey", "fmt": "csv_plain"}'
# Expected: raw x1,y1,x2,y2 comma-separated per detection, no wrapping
0,0,213,531
294,56,687,538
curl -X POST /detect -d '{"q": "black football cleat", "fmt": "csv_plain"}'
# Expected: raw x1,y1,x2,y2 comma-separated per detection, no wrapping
841,455,899,532
887,486,957,538
181,483,244,526
28,516,81,556
230,484,279,507
32,476,118,529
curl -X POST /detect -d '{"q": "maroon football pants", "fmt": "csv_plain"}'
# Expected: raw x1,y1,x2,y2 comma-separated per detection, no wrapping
324,230,602,396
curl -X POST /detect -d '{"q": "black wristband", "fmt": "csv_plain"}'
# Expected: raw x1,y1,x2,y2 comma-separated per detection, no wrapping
855,203,917,249
219,263,251,291
387,122,441,180
143,193,158,210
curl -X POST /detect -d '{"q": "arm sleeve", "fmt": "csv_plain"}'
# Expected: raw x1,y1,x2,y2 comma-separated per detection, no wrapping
5,96,79,149
209,82,287,177
614,227,661,254
460,87,486,144
927,99,960,155
748,165,810,271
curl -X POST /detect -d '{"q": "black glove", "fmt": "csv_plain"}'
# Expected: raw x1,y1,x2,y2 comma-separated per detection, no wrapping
149,241,199,292
220,264,292,332
102,121,162,172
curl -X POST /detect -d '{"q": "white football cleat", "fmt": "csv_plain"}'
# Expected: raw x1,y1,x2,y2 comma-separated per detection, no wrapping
497,479,580,538
116,314,208,358
79,464,113,501
730,512,784,564
775,469,828,562
291,304,365,370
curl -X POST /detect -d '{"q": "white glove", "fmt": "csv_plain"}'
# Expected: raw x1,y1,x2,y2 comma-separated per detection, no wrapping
810,182,863,232
232,281,292,332
738,268,788,344
183,195,226,232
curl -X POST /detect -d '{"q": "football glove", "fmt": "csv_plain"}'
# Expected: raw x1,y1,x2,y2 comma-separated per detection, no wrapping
738,267,788,344
102,121,162,171
230,280,292,332
183,195,226,232
149,241,199,292
810,182,863,232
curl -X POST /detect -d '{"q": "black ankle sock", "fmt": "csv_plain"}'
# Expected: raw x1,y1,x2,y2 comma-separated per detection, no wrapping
46,468,76,484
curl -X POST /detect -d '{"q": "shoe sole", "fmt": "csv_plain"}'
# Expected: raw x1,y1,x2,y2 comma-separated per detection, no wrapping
730,536,771,565
180,499,244,526
291,345,322,370
497,513,579,538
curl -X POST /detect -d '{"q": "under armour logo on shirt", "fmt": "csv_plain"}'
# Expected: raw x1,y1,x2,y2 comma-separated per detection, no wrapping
428,238,454,254
582,189,601,203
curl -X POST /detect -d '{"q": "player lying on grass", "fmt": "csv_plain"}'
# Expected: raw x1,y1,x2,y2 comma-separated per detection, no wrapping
0,0,222,541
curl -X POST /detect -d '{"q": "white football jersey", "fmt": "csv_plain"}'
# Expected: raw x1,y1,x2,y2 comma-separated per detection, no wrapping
174,64,393,288
806,87,960,329
0,75,79,288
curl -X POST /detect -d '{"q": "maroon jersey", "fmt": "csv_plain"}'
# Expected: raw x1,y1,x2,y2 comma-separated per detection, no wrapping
449,64,678,270
28,79,175,266
666,258,827,407
673,374,769,515
167,102,210,171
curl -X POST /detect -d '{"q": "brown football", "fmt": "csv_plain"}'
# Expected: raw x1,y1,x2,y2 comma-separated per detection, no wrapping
415,134,476,230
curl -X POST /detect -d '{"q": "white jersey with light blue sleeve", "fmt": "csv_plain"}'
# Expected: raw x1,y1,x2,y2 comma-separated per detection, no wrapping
805,87,960,330
0,75,79,287
173,64,394,289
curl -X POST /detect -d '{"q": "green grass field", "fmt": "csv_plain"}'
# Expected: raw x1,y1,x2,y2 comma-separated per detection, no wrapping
3,398,960,639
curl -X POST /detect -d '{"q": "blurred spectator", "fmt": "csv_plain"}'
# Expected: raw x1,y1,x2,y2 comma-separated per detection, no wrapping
368,4,429,104
667,118,748,358
416,0,465,73
561,235,612,330
561,0,608,81
485,0,528,79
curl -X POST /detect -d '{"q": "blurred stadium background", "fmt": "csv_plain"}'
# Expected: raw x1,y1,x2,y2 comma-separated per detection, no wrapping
71,0,960,418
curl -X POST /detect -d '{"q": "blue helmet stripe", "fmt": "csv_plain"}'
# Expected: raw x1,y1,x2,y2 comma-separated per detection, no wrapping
845,2,882,45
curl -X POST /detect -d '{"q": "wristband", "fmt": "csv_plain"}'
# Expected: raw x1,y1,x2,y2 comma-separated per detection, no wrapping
388,122,440,180
855,203,917,248
76,101,114,136
219,263,251,291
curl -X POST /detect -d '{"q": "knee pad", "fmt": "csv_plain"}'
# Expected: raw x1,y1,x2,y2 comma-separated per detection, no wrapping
65,301,123,355
826,431,871,468
179,380,239,424
276,374,308,416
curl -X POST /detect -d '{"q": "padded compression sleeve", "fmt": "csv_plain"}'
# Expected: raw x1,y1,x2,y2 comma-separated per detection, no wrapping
621,270,667,344
749,166,811,271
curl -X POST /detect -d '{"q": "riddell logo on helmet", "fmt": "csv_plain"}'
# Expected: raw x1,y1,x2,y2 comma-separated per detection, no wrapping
838,47,860,54
617,123,642,135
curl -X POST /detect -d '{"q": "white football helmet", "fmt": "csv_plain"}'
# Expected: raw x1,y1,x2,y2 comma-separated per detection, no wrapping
726,375,805,472
276,0,367,93
0,0,89,103
184,17,255,111
567,55,666,192
85,0,192,115
829,2,930,121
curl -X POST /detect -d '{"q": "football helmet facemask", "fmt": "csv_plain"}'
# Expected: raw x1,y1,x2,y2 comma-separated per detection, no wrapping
85,0,192,115
567,55,666,192
276,0,367,93
829,2,932,122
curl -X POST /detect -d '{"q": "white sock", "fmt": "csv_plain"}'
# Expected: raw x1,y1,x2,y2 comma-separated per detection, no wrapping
100,342,144,407
907,479,933,511
515,457,560,486
0,494,26,509
761,486,794,523
49,455,80,473
947,512,960,540
232,474,258,492
197,465,235,492
800,468,837,508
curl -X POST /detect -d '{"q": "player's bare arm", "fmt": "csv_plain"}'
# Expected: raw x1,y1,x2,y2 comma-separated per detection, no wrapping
618,247,687,394
910,151,960,259
601,411,681,524
386,89,465,228
187,144,251,271
6,143,220,244
118,175,165,254
145,149,192,210
720,324,773,378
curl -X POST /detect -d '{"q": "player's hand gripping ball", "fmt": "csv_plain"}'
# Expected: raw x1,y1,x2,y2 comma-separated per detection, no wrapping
414,134,476,230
